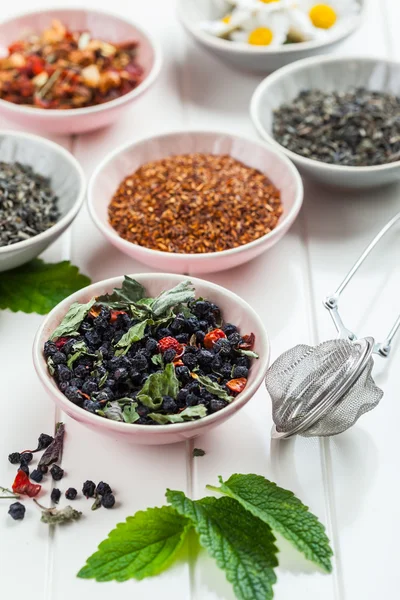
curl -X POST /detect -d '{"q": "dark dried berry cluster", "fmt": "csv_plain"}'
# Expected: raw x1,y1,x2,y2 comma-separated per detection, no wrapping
45,299,255,425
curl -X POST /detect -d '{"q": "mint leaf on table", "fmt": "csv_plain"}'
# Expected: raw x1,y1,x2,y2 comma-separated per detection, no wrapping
137,364,179,410
166,490,278,600
96,276,146,309
78,506,192,582
0,259,91,315
209,474,333,573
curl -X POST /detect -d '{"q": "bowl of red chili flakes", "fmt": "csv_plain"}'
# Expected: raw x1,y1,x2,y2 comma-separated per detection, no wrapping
0,8,162,134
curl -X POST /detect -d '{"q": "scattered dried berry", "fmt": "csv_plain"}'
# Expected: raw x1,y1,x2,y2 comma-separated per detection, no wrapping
101,493,115,509
19,465,30,476
95,482,112,496
51,488,61,504
82,480,96,498
50,465,64,481
8,452,21,465
8,501,26,520
20,452,33,466
30,469,43,483
65,488,77,500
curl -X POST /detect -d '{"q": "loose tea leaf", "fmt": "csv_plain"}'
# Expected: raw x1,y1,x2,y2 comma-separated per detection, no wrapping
192,373,232,402
96,276,146,308
114,319,152,356
0,260,91,314
148,405,207,424
38,422,65,468
167,491,278,600
209,474,333,573
151,281,196,317
78,506,192,581
50,299,95,340
273,88,400,167
137,364,179,410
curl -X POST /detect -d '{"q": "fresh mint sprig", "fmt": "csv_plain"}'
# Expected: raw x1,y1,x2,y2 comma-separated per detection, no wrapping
78,474,333,598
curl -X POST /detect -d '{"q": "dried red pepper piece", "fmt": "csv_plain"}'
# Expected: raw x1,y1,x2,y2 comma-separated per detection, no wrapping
12,470,41,497
238,333,255,350
226,378,247,394
54,337,70,349
89,306,102,318
158,337,184,356
204,329,226,349
110,310,127,323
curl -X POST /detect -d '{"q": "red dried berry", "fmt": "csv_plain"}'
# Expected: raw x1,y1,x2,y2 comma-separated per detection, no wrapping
226,378,247,394
12,469,41,497
54,337,70,349
158,337,183,356
204,329,226,349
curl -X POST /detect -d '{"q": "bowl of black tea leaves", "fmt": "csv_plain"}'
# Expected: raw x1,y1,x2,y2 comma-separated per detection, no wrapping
251,55,400,189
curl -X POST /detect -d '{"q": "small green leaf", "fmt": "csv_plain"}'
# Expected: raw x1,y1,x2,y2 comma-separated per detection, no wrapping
151,354,163,367
114,320,151,356
50,298,95,341
47,356,55,375
137,364,179,410
103,401,124,421
211,474,333,573
152,281,195,317
66,341,96,369
166,491,278,600
96,276,146,308
236,349,259,359
123,403,140,424
148,405,207,424
193,374,232,402
0,259,91,315
77,505,192,582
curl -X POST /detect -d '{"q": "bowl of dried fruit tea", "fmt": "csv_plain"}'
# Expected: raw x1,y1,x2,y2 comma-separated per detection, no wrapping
177,0,364,72
87,130,303,273
0,131,85,272
0,8,162,134
251,55,400,188
33,273,270,445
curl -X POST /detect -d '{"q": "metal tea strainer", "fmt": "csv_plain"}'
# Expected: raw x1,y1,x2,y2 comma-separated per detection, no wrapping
266,211,400,439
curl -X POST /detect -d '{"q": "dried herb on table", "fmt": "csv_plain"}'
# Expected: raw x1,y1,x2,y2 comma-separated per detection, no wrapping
273,88,400,166
108,153,282,254
0,485,20,499
0,162,59,247
34,499,82,525
193,448,206,457
38,422,65,469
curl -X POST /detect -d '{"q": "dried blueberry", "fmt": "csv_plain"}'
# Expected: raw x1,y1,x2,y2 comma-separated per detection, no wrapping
52,351,67,365
197,350,214,367
131,354,148,372
70,377,83,388
82,480,96,498
175,365,191,384
44,341,58,358
101,493,115,508
114,367,128,381
196,331,206,344
51,488,61,503
8,452,21,465
55,364,71,382
156,327,172,340
65,386,83,404
50,465,64,481
170,315,185,333
96,481,112,496
228,332,242,346
65,488,77,500
214,339,231,356
193,301,211,317
176,333,189,344
162,396,178,413
177,388,188,407
163,349,176,363
8,502,25,520
74,364,89,379
85,330,102,348
236,356,251,368
233,365,249,379
145,338,158,354
182,353,197,370
20,452,33,466
209,398,228,413
185,317,200,333
83,400,102,413
81,379,98,395
30,469,43,483
223,323,238,336
186,393,199,407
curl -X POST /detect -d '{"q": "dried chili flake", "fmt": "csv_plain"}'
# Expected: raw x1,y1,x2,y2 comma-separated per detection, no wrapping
238,333,255,350
226,378,247,394
12,470,41,497
110,310,127,323
204,329,226,349
108,153,282,254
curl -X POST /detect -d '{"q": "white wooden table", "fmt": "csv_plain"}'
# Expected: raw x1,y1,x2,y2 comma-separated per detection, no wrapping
1,1,400,598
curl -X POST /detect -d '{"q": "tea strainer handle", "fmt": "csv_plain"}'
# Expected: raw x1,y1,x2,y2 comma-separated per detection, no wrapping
324,211,400,358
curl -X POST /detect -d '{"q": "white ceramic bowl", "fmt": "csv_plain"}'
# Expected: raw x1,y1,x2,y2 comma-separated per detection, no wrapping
177,0,364,72
33,273,270,445
0,8,162,134
251,55,400,189
0,131,86,272
88,130,303,274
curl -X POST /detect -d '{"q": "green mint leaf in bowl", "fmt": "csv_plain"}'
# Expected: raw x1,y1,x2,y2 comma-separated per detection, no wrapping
208,474,333,573
96,275,146,308
0,259,91,314
166,490,278,600
77,506,192,582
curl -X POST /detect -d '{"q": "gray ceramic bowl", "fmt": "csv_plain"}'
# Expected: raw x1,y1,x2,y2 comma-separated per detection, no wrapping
250,55,400,188
177,0,365,72
0,131,86,271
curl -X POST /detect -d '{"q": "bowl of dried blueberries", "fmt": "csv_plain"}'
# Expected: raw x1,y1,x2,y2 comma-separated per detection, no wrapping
0,130,86,272
33,273,270,445
251,55,400,188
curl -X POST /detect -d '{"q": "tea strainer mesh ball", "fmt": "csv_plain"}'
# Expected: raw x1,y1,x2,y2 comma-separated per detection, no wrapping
266,211,400,439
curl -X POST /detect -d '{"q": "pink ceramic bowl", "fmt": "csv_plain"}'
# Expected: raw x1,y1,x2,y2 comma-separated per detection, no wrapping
0,8,162,134
33,273,270,445
88,130,303,274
